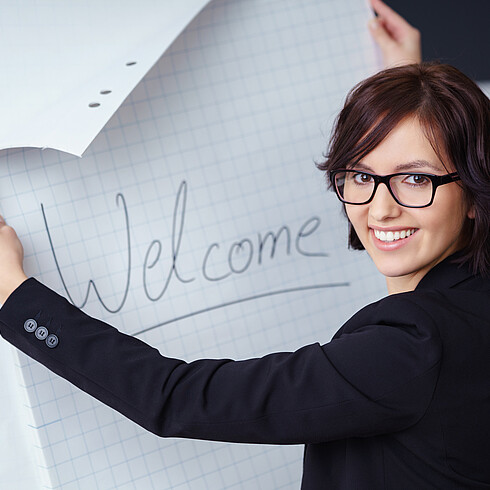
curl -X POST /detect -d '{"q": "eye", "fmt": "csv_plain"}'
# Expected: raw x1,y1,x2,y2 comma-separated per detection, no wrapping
353,172,374,185
402,174,431,186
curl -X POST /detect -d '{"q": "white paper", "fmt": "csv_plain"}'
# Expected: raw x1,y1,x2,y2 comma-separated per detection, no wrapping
0,0,211,157
0,342,45,489
0,0,386,488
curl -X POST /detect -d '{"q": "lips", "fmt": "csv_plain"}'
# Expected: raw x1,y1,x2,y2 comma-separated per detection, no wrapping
373,228,418,243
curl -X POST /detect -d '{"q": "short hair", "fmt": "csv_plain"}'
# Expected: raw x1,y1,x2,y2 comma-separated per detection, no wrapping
318,62,490,276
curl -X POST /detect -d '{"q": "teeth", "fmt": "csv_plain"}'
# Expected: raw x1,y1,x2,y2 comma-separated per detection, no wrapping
374,228,416,242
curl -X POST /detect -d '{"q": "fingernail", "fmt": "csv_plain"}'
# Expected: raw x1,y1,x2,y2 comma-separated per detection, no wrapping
368,18,379,29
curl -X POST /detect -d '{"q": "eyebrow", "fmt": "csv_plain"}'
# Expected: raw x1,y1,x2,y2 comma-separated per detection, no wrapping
394,160,444,172
354,159,444,173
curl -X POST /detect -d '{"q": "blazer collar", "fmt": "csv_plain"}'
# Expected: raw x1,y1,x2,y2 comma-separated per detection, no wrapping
416,252,474,290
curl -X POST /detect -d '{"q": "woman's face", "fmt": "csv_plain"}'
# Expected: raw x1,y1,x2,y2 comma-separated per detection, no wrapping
345,117,473,294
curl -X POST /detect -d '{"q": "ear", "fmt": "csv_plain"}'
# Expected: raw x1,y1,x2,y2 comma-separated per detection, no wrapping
467,205,476,219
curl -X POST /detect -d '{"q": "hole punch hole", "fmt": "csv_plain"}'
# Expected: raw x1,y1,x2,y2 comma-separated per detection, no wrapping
100,90,112,95
88,102,100,108
126,61,137,66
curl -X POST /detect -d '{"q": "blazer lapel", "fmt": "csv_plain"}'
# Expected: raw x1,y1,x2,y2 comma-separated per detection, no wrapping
416,253,474,290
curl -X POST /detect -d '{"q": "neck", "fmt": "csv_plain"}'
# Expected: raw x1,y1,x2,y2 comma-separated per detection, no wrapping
385,273,420,295
385,248,464,294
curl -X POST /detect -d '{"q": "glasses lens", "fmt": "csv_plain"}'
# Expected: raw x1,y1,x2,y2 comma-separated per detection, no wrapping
334,171,374,204
390,174,433,207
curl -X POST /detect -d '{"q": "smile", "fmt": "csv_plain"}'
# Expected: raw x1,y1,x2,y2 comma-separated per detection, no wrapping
373,228,417,242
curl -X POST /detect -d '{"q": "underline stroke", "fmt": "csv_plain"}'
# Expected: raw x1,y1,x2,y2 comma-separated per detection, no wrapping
133,282,350,336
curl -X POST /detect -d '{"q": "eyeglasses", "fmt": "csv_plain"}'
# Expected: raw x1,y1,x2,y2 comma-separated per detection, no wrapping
330,169,460,208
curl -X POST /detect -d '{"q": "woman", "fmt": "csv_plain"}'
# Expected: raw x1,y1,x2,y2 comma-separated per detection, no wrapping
0,3,489,490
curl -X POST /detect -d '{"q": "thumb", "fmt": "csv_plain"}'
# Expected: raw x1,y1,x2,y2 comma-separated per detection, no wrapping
368,18,395,49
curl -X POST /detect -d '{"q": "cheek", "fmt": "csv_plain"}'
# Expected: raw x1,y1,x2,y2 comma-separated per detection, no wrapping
438,189,468,224
425,191,469,239
345,205,359,227
345,205,368,235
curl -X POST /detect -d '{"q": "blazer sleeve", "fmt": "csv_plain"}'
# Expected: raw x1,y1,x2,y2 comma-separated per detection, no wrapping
0,278,442,445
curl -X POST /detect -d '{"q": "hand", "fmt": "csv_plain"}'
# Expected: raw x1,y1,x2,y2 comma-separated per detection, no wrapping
0,216,28,304
368,0,422,68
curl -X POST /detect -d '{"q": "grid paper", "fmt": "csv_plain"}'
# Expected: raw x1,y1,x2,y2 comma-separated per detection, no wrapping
0,0,387,488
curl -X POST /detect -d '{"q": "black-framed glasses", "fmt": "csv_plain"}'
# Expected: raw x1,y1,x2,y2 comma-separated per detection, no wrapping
330,169,460,208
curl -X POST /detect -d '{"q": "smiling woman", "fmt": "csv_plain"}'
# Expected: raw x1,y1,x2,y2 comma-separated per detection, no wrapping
335,116,472,293
320,63,490,291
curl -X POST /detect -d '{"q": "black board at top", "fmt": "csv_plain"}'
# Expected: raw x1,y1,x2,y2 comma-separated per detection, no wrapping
383,0,489,80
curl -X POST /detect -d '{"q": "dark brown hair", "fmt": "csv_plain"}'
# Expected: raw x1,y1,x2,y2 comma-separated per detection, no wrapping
318,62,490,276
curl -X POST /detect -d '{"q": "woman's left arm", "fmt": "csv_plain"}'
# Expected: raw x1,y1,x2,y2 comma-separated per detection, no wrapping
368,0,422,68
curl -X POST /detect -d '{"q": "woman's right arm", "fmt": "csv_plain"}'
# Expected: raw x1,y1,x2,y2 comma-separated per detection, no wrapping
0,277,441,445
0,217,441,445
0,216,28,304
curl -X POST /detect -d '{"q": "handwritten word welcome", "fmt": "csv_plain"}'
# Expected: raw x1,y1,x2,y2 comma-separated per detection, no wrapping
42,181,343,330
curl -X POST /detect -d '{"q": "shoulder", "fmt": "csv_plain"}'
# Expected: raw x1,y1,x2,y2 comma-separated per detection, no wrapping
346,257,490,334
325,291,443,404
336,291,442,338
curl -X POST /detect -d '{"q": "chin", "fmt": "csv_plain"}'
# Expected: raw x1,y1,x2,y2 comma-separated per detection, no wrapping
374,264,412,279
368,253,419,279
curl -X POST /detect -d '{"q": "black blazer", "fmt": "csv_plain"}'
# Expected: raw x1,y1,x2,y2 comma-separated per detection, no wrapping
1,254,489,489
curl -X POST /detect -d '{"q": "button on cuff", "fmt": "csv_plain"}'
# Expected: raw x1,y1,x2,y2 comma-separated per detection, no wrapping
45,334,59,348
35,326,48,340
23,319,37,333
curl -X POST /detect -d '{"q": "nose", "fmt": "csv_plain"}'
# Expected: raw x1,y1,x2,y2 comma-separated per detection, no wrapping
368,182,402,222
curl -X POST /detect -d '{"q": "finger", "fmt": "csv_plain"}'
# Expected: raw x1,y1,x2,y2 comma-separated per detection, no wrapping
368,18,396,49
0,215,6,226
370,0,414,34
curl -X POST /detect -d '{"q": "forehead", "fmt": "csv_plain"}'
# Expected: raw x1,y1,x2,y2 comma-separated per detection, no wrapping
359,117,448,174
